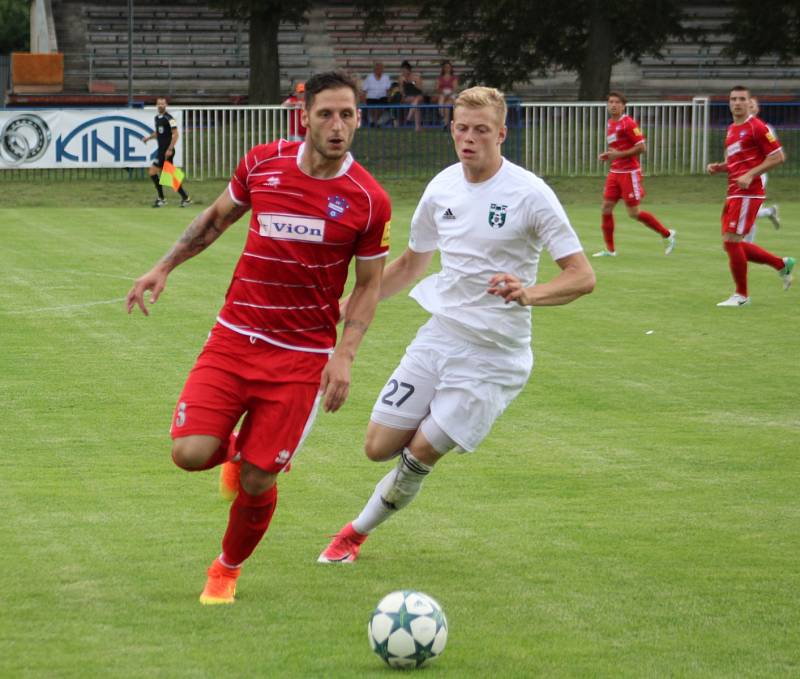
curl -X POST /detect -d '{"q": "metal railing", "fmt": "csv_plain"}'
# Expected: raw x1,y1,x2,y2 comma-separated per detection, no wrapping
523,98,710,176
8,98,800,180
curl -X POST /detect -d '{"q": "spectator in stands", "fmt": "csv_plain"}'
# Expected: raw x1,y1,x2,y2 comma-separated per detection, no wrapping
399,60,425,132
142,97,191,208
361,61,392,127
436,60,459,129
282,82,306,142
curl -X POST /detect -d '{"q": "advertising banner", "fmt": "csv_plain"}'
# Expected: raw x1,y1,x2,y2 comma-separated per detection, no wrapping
0,109,183,169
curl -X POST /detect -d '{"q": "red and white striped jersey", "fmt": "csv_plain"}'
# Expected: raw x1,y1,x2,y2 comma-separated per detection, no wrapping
220,140,391,353
724,115,782,198
607,115,645,172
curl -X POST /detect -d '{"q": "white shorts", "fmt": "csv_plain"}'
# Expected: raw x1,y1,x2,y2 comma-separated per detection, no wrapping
370,316,533,452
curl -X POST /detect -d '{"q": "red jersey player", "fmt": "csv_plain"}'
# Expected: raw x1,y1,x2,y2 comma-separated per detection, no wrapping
126,72,392,604
593,91,676,258
707,85,793,307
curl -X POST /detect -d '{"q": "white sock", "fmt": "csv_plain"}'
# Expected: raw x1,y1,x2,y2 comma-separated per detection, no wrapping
756,206,773,219
352,448,432,534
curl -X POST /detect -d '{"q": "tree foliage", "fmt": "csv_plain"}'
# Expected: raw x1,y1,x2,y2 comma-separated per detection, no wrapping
0,0,29,54
210,0,311,104
354,0,690,99
723,0,800,63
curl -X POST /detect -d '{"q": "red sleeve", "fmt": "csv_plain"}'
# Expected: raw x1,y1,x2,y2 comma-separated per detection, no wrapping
228,149,253,206
355,190,392,259
627,118,645,145
754,119,781,157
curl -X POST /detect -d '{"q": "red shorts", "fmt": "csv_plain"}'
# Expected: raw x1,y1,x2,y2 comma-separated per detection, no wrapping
604,170,645,206
171,323,329,473
721,197,764,236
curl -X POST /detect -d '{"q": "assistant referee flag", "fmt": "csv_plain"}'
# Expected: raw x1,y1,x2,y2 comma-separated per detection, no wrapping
159,161,185,191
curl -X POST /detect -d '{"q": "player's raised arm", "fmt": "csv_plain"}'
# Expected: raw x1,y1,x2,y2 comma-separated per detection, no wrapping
126,190,249,315
321,255,386,413
487,251,596,307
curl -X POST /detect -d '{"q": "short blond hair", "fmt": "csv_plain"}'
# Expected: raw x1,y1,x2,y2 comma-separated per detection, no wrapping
454,86,507,127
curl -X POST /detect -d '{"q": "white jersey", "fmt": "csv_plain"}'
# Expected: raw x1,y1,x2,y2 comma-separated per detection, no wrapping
408,159,583,351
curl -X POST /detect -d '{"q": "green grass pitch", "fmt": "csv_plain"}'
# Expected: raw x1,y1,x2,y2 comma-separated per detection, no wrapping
1,175,798,677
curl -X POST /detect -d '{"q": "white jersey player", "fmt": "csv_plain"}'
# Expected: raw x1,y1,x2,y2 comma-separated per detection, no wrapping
745,96,781,243
319,86,596,563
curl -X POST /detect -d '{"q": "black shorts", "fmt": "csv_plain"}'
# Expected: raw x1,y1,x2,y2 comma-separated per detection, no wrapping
366,97,388,105
153,147,175,168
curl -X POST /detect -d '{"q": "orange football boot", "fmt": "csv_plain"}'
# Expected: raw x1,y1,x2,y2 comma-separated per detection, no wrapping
199,558,241,605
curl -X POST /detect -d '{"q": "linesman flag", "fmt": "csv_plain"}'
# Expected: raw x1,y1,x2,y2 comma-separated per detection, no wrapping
159,161,185,191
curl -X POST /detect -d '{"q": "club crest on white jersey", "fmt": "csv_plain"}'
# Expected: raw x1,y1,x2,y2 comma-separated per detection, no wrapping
257,213,325,242
488,203,508,228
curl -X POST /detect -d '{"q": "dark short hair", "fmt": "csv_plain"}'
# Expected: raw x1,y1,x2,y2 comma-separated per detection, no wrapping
607,91,627,105
304,71,359,110
401,60,412,70
730,85,750,96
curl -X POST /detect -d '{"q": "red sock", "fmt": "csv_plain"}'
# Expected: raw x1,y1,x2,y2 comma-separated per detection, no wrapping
221,483,278,566
176,432,237,472
601,213,615,252
742,243,784,270
724,241,748,297
637,211,671,238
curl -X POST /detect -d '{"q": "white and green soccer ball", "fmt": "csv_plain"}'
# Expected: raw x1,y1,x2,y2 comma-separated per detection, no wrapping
368,590,448,669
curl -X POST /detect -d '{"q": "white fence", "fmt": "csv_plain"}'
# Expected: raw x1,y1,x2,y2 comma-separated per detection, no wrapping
182,106,292,181
0,98,704,178
522,97,710,176
180,98,710,180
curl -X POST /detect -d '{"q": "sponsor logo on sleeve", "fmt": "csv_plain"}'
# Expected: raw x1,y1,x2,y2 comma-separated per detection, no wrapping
765,131,777,143
380,220,391,247
633,127,642,136
257,213,325,242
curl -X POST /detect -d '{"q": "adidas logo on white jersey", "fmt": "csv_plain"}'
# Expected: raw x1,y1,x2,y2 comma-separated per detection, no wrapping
442,208,456,220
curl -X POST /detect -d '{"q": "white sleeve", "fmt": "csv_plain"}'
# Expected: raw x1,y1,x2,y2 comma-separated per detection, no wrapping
528,181,583,261
408,189,438,253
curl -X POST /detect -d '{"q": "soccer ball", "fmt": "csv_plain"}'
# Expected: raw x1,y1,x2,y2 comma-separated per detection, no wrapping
368,590,448,669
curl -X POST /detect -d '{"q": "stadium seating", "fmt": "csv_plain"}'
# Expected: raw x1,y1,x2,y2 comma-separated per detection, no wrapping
50,0,312,102
324,3,468,93
39,0,800,104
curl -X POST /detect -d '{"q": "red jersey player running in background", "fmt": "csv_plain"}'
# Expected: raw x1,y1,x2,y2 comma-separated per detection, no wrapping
593,91,676,258
707,85,793,307
126,72,391,604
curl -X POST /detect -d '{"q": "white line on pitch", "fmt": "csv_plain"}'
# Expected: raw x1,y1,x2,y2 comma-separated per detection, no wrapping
3,297,128,315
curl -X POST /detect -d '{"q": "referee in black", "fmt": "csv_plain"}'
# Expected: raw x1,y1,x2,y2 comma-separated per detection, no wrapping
142,97,191,207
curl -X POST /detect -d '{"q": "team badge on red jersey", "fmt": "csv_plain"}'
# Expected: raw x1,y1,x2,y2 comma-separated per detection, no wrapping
327,195,350,219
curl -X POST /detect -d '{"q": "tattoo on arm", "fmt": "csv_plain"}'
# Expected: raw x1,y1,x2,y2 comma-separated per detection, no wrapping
344,319,369,335
161,214,223,265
